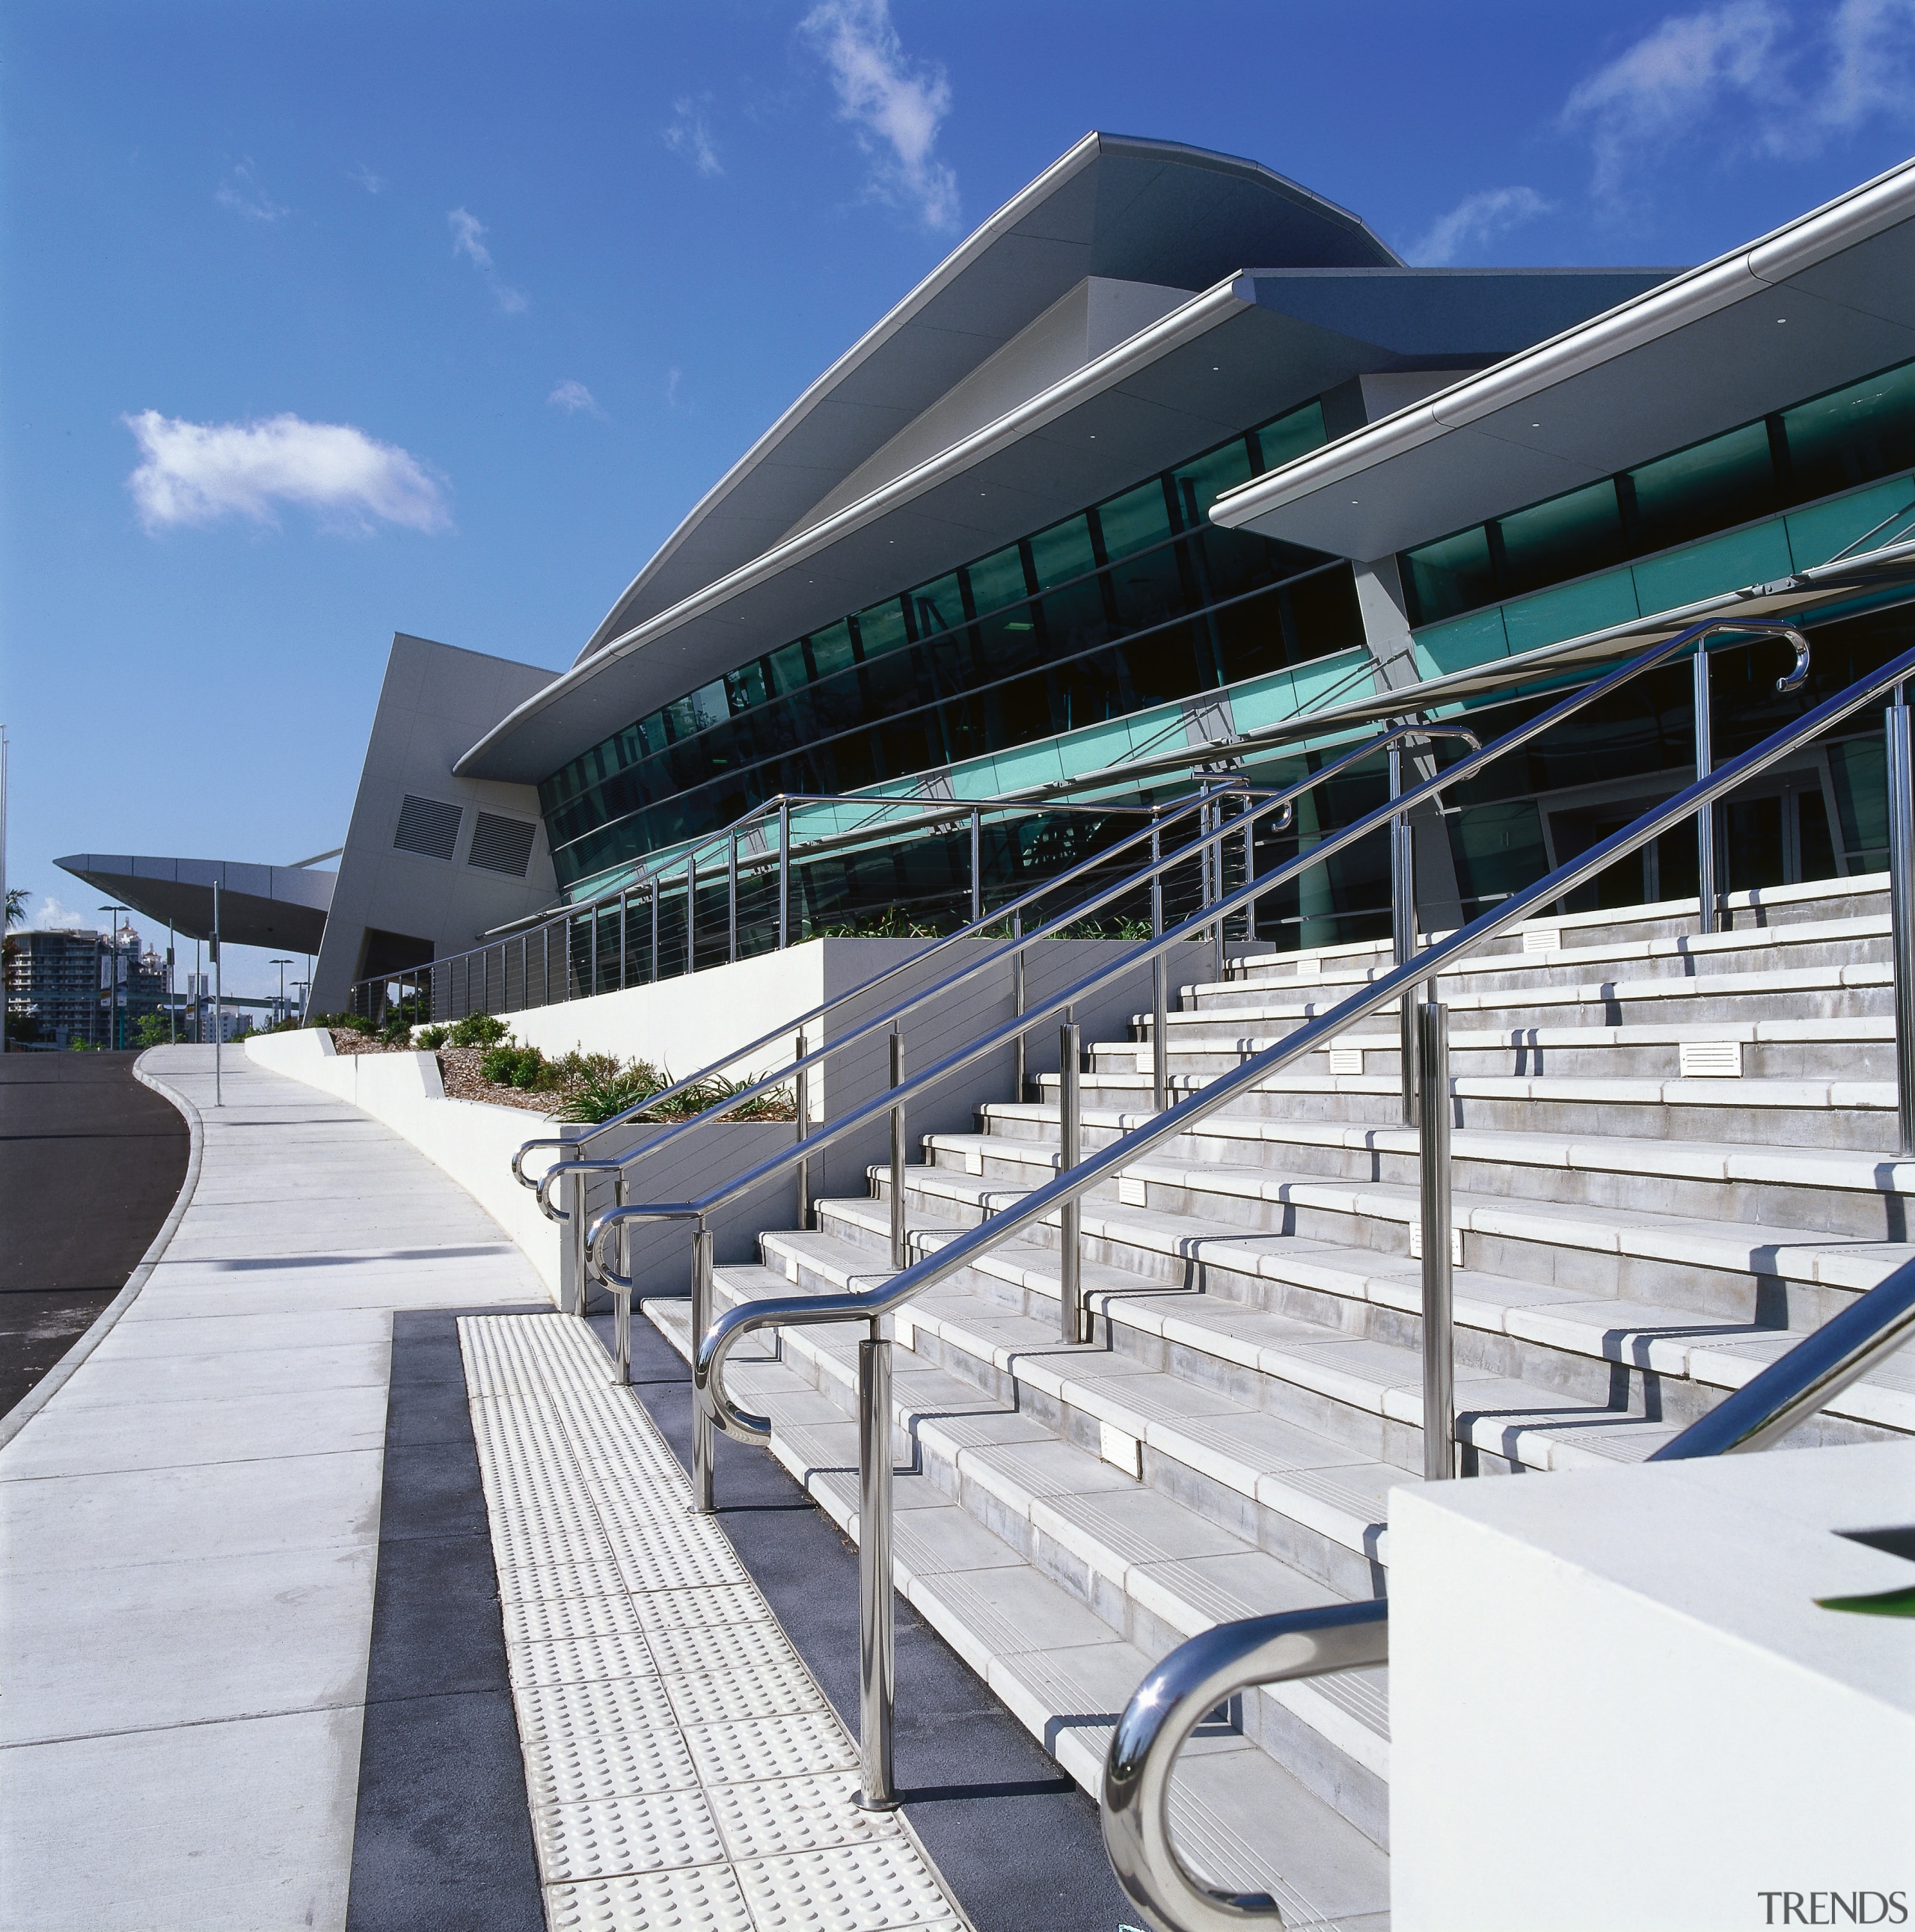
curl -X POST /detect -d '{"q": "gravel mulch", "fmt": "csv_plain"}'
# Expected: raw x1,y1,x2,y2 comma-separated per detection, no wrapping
324,1028,565,1114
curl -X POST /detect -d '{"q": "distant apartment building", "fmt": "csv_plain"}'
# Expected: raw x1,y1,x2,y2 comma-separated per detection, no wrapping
5,924,171,1047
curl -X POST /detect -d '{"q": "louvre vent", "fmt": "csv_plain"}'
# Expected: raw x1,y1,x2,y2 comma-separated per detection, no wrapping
393,794,463,861
1327,1046,1364,1076
1679,1040,1743,1079
468,812,538,878
1522,927,1562,954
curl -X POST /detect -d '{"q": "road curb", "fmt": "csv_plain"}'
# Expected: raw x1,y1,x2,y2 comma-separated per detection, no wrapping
0,1048,205,1453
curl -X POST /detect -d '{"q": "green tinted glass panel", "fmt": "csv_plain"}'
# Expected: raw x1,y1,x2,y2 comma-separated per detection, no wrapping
1171,439,1254,525
1495,480,1626,596
1254,401,1326,474
768,640,809,696
856,597,909,657
1782,361,1915,502
963,544,1029,618
1029,515,1095,590
1403,525,1497,625
726,662,768,711
807,620,857,680
909,573,963,637
1095,480,1172,562
1625,420,1777,553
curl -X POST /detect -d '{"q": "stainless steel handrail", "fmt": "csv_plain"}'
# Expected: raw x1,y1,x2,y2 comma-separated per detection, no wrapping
693,613,1866,1808
509,776,1266,1193
1098,1251,1915,1932
647,614,1804,1353
577,721,1488,1275
533,722,1480,1252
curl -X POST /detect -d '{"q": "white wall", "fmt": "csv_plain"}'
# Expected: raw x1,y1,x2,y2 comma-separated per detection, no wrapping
1390,1441,1915,1931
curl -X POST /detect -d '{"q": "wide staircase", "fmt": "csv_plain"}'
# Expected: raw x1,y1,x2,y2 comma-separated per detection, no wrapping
643,872,1915,1927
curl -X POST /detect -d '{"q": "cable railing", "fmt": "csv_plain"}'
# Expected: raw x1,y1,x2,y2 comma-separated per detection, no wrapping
667,612,1897,1809
515,724,1485,1324
510,773,1287,1306
349,785,1204,1024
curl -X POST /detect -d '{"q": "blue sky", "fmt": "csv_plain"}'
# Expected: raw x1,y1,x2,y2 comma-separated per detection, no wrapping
5,0,1914,996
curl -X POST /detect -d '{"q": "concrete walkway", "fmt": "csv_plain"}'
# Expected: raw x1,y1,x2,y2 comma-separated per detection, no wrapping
0,1045,549,1932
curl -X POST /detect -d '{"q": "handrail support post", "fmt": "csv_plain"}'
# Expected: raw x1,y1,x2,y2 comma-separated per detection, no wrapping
794,1030,812,1229
1890,690,1915,1157
613,1174,631,1385
889,1028,907,1272
1150,821,1168,1111
567,1144,589,1320
970,806,983,925
1391,743,1418,1128
691,1218,715,1512
1696,645,1718,936
1059,1014,1084,1343
856,1321,898,1810
1418,1001,1456,1480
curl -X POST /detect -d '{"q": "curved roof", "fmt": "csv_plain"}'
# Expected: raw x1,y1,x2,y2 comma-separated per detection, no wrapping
56,854,334,951
577,132,1400,663
1211,156,1915,559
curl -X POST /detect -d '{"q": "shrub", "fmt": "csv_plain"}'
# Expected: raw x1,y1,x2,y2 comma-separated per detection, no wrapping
414,1024,450,1050
557,1061,663,1124
481,1042,548,1090
449,1011,508,1048
379,1013,415,1046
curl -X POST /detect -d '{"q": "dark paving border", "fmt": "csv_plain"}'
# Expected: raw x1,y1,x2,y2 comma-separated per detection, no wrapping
598,1304,1133,1932
345,1305,549,1932
0,1052,189,1419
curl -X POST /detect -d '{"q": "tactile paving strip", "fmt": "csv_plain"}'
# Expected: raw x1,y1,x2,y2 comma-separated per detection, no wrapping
459,1313,972,1932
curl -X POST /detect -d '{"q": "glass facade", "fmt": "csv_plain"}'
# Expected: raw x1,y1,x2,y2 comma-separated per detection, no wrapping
539,400,1365,890
1400,357,1915,628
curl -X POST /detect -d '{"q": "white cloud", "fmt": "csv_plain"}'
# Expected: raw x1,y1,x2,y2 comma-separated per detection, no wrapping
1560,1,1915,199
447,206,527,313
1820,0,1915,128
123,410,450,536
1409,186,1553,265
548,378,605,417
664,96,723,177
800,0,959,230
350,163,385,194
215,159,289,223
30,896,91,931
666,367,684,408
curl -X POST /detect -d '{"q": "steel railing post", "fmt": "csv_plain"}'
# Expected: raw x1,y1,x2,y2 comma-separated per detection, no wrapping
1418,1002,1455,1480
728,833,739,964
590,904,600,999
619,895,628,991
1390,744,1417,1128
567,1144,589,1319
1889,691,1915,1157
1059,1013,1084,1343
970,806,983,925
779,801,791,951
1206,797,1225,987
692,1218,715,1512
856,1321,897,1810
685,853,696,977
794,1029,812,1228
1696,645,1718,935
650,884,660,984
1151,820,1168,1111
613,1174,631,1384
889,1028,907,1271
1012,910,1026,1100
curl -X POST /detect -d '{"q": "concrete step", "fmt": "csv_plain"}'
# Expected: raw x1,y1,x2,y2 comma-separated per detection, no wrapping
1145,959,1892,1045
851,1174,1915,1444
1185,913,1890,1012
1223,877,1887,981
1037,1067,1899,1151
974,1100,1915,1239
1095,1015,1897,1085
644,1285,1400,1893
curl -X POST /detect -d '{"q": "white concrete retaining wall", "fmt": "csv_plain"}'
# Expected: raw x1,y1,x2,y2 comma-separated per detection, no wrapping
1390,1441,1915,1931
245,1030,790,1302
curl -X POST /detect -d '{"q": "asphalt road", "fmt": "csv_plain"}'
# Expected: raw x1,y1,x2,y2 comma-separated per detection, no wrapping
0,1050,189,1420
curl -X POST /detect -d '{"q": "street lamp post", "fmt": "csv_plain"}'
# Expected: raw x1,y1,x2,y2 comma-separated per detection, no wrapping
271,958,292,1030
99,904,126,1049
